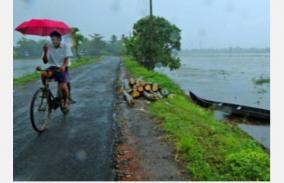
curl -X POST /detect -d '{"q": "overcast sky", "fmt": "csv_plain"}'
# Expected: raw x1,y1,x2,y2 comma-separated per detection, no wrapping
14,0,270,49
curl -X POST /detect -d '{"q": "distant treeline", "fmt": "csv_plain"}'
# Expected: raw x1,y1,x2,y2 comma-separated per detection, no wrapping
14,35,269,59
183,47,270,54
13,34,125,59
13,38,48,58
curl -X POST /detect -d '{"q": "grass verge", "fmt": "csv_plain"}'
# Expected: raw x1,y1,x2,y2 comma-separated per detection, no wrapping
123,56,270,181
14,56,100,85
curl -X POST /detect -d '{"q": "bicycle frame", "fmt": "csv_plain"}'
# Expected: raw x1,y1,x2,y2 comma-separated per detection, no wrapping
45,81,64,110
30,67,69,132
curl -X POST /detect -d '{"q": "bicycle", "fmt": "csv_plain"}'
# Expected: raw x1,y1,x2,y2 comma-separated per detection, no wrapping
30,66,69,133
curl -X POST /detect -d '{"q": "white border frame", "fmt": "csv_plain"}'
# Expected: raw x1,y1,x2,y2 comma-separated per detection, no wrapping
0,0,13,182
2,0,284,182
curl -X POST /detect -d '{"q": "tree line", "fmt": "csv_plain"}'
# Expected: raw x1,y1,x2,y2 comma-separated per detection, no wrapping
14,31,125,59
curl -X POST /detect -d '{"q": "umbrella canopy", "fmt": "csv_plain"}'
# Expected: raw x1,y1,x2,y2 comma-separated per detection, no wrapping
15,19,72,36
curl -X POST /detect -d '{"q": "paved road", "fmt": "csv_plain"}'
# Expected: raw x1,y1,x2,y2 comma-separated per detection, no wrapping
13,56,120,181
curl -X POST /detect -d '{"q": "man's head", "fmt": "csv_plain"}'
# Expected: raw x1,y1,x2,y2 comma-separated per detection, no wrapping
50,31,62,47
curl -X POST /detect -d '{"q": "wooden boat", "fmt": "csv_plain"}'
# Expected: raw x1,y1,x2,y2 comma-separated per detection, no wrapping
189,91,270,120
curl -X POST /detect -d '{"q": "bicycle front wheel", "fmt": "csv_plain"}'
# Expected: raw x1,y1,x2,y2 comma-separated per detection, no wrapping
30,88,51,133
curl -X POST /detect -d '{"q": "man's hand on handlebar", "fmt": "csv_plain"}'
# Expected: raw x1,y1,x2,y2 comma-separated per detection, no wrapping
59,66,66,72
36,66,43,71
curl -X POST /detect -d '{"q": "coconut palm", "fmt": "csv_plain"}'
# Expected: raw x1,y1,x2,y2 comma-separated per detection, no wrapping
71,27,85,58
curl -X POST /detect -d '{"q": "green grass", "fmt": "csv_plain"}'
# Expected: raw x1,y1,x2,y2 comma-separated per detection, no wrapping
14,72,41,85
14,56,101,85
69,56,101,69
123,56,270,181
253,76,270,85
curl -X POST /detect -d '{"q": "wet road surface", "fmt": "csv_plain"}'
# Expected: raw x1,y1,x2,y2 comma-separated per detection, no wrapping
13,56,120,181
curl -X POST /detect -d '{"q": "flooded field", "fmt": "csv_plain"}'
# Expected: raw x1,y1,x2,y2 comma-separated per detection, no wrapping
14,58,44,78
13,58,75,78
157,51,270,149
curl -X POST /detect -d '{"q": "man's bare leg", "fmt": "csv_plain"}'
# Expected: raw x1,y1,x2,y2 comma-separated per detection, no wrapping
67,82,76,103
59,82,69,109
41,71,53,86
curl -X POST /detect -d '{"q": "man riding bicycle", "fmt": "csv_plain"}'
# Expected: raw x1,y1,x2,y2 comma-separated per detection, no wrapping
41,31,73,111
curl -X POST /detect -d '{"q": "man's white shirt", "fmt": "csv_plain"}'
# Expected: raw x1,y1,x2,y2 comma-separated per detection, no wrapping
45,43,73,67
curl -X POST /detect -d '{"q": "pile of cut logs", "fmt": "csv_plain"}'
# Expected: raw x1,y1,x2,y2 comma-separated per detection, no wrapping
122,77,169,106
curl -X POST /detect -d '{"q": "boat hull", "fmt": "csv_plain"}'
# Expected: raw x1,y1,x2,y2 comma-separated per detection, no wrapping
189,91,270,121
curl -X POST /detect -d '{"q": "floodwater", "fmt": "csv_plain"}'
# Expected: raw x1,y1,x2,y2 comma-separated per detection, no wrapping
14,58,44,78
157,51,270,149
13,58,75,78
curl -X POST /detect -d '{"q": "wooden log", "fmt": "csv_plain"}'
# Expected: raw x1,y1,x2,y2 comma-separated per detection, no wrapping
123,79,131,92
142,91,159,101
137,85,144,92
136,79,146,87
129,78,136,86
144,83,152,91
150,91,163,100
152,83,159,92
141,80,146,87
132,85,138,91
160,88,169,97
136,79,141,86
153,91,163,99
123,90,134,106
131,90,140,99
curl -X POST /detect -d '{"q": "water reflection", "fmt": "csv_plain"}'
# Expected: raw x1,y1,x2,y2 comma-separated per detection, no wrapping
239,124,270,149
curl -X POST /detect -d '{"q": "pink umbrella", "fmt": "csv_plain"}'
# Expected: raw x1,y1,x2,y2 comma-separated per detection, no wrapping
15,19,72,36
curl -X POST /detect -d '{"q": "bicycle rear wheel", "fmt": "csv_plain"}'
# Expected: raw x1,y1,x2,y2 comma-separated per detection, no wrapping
30,88,51,132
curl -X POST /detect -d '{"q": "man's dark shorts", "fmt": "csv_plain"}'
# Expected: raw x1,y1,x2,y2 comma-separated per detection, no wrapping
47,66,69,84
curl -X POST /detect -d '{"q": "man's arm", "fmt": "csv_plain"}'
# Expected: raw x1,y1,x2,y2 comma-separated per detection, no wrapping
60,44,73,72
60,57,69,72
42,44,48,64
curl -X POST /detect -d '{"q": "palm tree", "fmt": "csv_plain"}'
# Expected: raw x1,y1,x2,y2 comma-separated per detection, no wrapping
71,27,85,58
